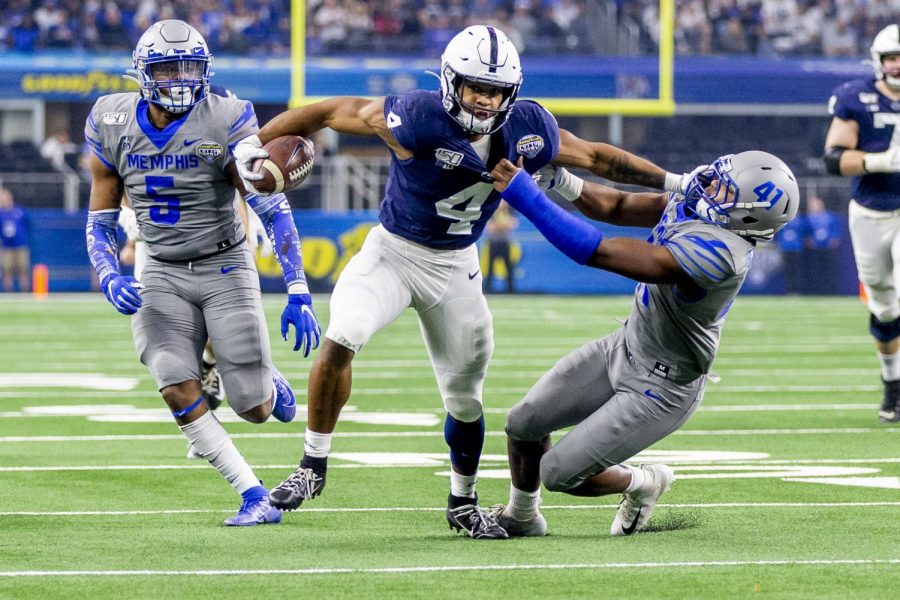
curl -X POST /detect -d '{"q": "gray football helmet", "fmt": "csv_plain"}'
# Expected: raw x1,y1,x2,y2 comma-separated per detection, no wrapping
130,20,212,114
685,150,800,241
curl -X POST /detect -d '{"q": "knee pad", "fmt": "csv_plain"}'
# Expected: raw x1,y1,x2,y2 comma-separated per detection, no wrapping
444,393,483,423
325,312,378,353
505,400,546,442
863,282,900,324
870,314,900,343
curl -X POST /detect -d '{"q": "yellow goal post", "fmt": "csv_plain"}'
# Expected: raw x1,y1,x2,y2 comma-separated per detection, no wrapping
290,0,674,116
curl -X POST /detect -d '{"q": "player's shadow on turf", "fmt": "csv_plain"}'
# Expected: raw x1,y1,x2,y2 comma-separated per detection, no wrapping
640,511,702,533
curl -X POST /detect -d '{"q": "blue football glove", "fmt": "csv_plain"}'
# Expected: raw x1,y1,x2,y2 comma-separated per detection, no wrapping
281,293,321,357
101,275,143,315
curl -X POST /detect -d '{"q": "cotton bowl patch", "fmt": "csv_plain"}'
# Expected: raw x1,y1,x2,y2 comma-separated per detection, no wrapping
517,134,544,158
196,141,224,163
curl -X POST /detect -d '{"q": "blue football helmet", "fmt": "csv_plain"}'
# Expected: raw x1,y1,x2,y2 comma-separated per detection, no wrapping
130,20,212,114
684,150,800,241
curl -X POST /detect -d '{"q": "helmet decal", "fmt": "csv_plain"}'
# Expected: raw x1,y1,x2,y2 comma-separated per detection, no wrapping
684,151,800,241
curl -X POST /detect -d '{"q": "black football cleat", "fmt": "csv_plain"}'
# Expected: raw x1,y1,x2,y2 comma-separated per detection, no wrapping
879,379,900,423
446,495,509,540
269,462,326,511
200,360,224,411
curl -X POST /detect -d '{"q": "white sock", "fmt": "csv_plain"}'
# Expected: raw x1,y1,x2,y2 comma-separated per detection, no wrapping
878,350,900,382
507,484,541,519
179,411,258,494
450,471,477,498
202,345,216,365
304,428,333,458
623,464,647,494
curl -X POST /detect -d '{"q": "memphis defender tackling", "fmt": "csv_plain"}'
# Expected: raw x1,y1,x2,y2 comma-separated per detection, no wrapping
824,24,900,423
234,25,697,538
84,20,320,526
488,151,799,537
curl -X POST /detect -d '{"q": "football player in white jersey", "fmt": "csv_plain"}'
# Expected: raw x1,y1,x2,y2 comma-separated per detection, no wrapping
487,151,798,537
824,24,900,423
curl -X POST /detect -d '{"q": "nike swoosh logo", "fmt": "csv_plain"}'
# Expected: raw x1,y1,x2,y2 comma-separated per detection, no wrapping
221,266,237,274
621,507,641,535
643,389,663,402
184,138,201,146
468,271,480,280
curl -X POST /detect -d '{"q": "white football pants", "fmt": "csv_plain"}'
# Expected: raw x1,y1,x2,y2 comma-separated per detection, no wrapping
325,225,494,422
848,200,900,322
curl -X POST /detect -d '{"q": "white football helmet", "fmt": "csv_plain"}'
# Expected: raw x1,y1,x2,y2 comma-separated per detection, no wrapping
871,24,900,91
684,150,800,241
439,25,522,135
130,20,212,114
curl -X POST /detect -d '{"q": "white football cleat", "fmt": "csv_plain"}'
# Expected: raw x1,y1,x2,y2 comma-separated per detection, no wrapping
489,504,547,537
610,464,674,537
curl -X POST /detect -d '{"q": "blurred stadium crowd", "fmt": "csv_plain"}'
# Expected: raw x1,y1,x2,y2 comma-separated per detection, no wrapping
1,0,897,57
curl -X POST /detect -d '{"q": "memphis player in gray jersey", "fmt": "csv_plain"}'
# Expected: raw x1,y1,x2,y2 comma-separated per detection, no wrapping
234,25,700,539
824,24,900,423
84,20,321,526
487,151,799,537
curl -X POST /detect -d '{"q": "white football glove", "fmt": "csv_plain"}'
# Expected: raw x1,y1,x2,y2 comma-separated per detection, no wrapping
664,163,710,196
531,164,584,202
863,146,900,173
233,134,268,194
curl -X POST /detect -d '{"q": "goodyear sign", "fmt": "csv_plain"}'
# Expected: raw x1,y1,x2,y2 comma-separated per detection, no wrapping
20,71,139,97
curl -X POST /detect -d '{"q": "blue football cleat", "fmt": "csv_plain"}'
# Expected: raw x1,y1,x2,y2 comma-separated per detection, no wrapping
270,366,296,423
223,493,282,527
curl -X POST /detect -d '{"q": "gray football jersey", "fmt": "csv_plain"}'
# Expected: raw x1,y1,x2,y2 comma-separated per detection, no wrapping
84,93,259,260
624,198,754,381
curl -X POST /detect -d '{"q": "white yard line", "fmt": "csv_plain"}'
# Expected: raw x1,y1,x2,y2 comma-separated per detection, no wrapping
1,559,898,578
0,425,897,445
1,501,898,517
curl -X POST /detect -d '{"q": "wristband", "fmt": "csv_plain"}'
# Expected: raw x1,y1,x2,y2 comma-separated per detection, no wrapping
664,172,683,194
554,168,585,202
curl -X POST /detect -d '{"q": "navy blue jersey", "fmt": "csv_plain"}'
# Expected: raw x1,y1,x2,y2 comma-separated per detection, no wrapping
381,90,559,249
828,79,900,211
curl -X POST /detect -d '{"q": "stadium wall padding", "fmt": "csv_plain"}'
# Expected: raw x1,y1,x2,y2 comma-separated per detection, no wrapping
26,209,857,296
0,54,869,105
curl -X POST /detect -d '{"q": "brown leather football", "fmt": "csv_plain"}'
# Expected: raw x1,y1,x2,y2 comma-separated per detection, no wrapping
249,135,315,194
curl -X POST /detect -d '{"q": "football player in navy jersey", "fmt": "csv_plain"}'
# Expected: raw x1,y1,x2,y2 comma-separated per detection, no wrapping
824,24,900,423
235,25,696,538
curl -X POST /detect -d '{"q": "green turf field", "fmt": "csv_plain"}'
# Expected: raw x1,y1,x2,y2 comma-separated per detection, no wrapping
0,294,897,599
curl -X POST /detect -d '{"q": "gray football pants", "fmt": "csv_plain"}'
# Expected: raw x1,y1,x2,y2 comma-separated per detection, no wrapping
506,328,706,492
132,244,273,413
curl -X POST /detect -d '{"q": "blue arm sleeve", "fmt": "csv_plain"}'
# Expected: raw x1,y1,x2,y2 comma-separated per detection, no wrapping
500,170,604,265
86,209,121,284
244,192,308,292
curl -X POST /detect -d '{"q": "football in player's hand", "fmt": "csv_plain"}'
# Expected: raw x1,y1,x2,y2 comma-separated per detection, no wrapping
250,135,315,194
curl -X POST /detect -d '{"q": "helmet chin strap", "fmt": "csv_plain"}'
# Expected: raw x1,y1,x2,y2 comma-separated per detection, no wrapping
885,74,900,92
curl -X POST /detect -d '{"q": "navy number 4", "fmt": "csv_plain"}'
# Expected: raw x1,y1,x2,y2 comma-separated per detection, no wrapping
146,175,181,225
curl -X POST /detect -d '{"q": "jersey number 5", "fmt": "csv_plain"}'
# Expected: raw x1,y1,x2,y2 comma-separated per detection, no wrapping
145,176,181,225
434,182,493,235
